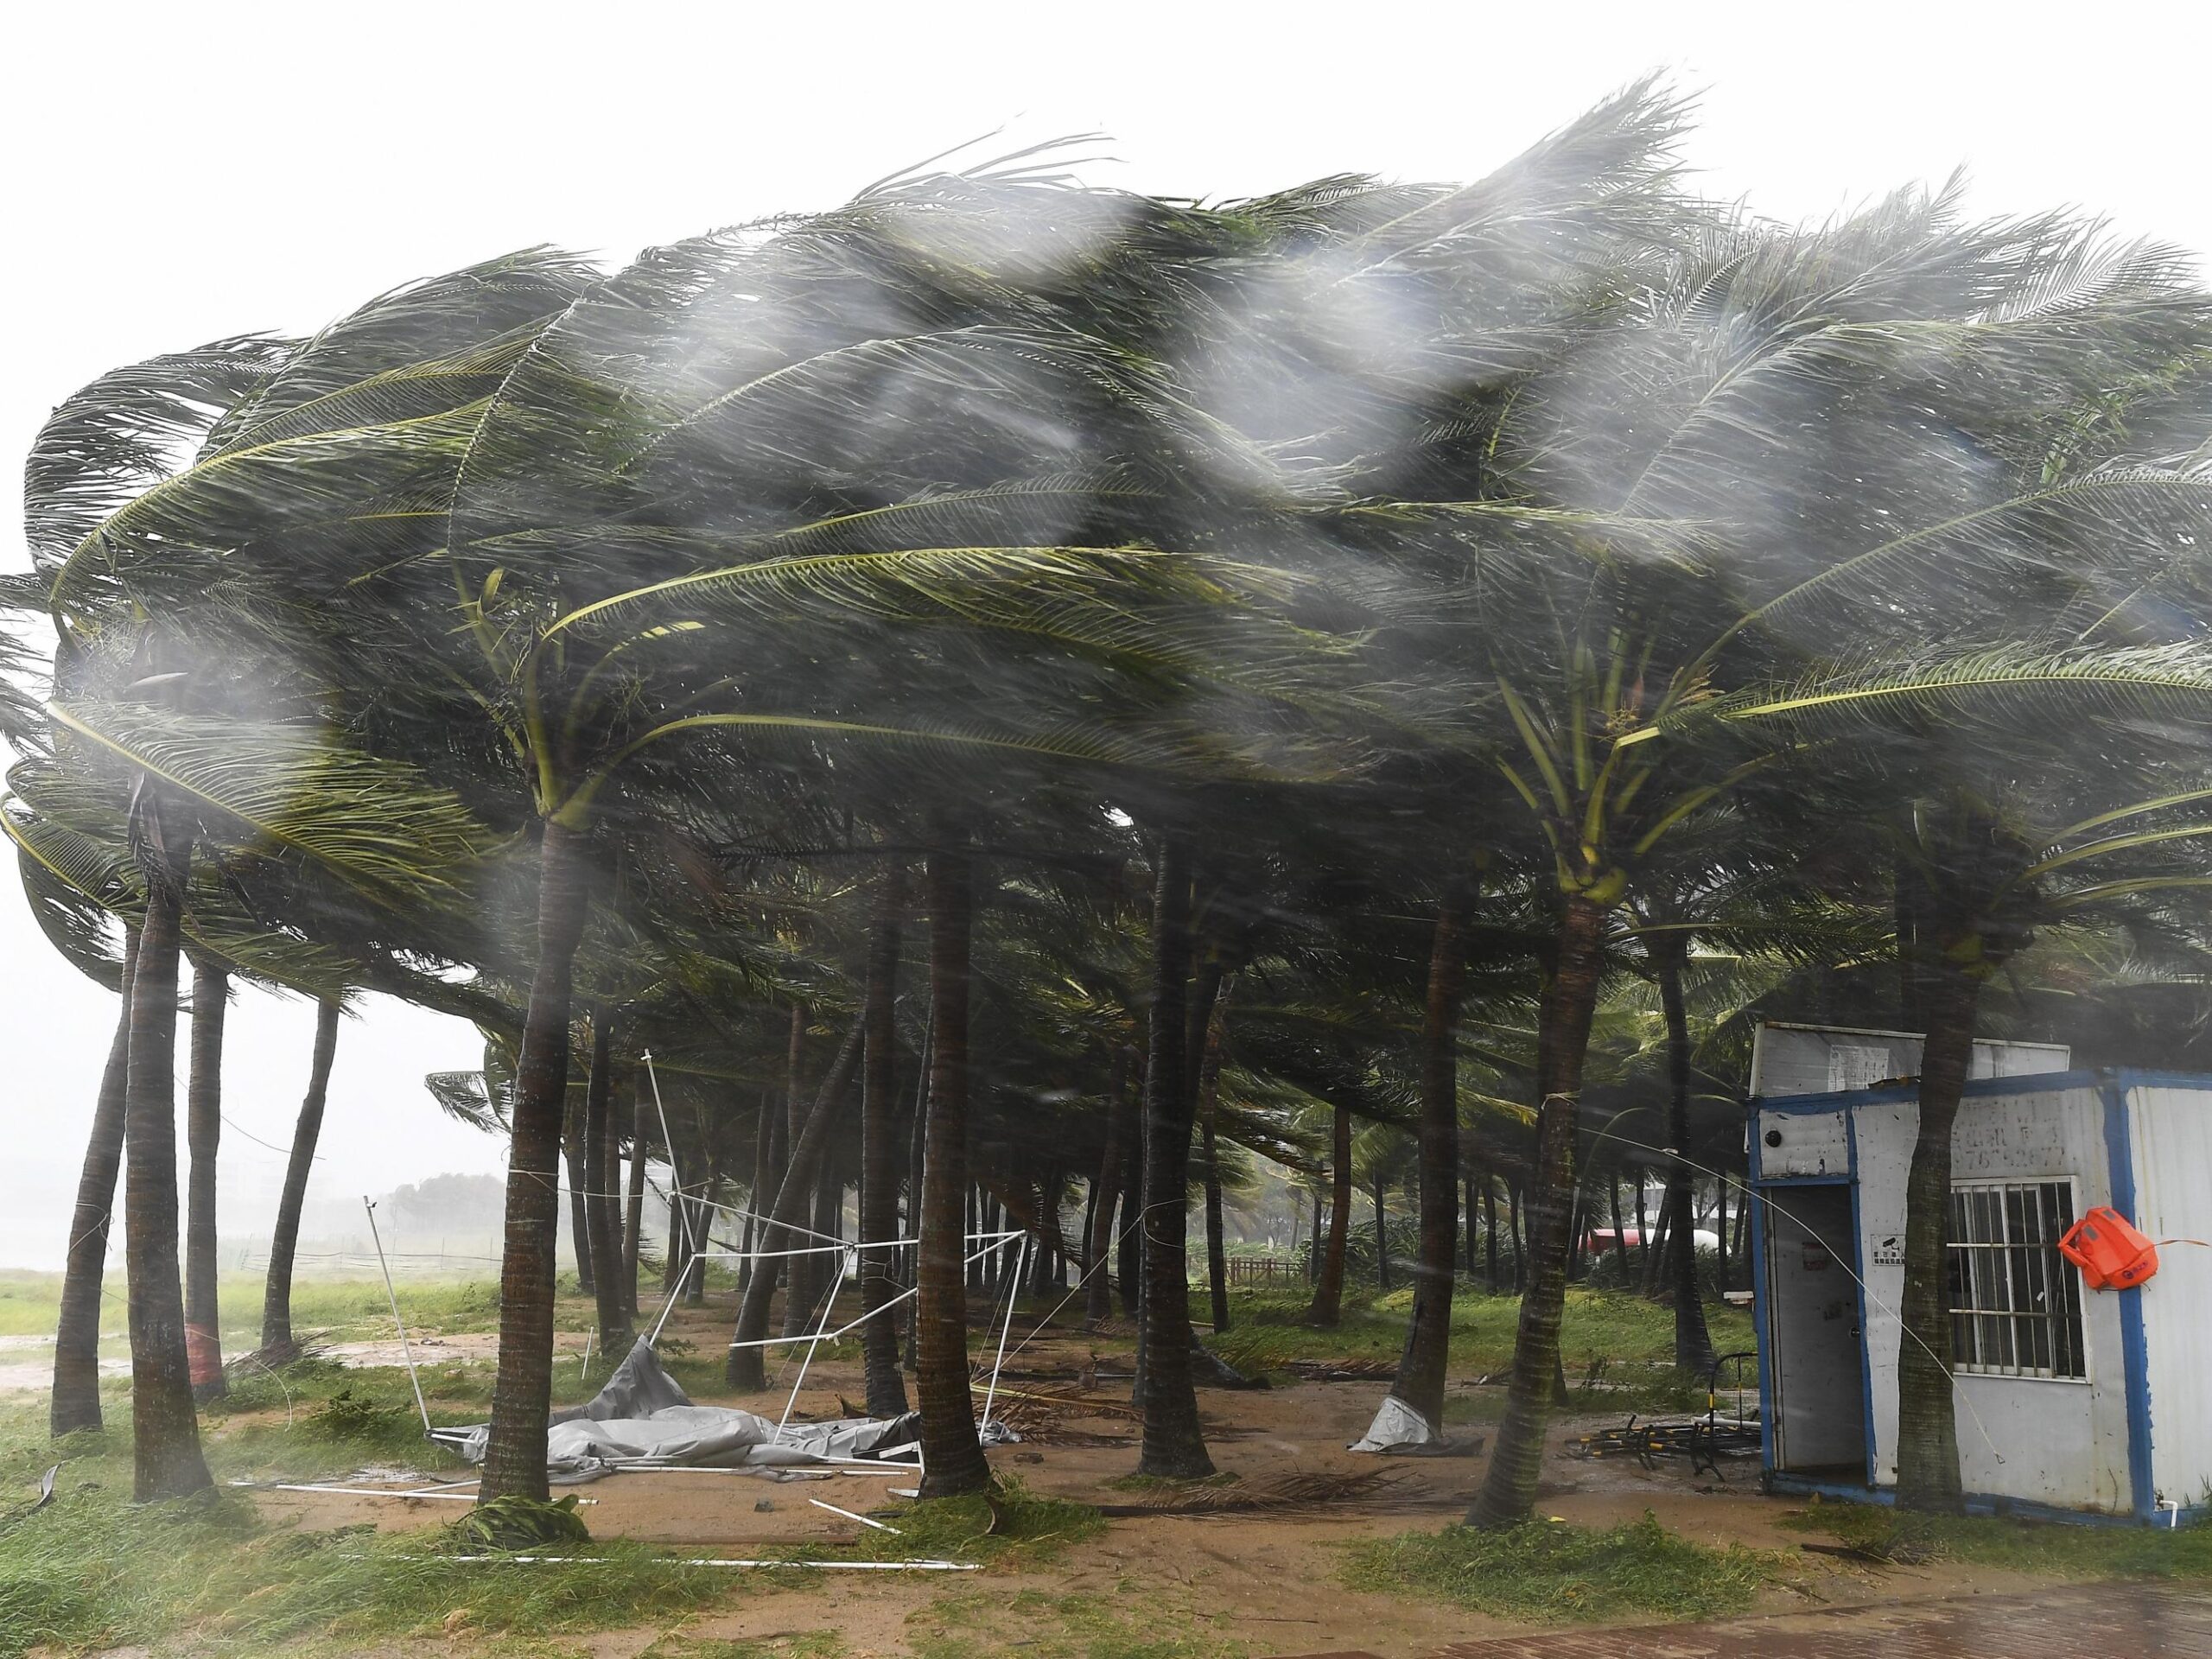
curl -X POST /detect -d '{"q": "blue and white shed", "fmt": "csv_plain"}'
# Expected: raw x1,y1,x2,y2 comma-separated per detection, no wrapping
1745,1023,2212,1522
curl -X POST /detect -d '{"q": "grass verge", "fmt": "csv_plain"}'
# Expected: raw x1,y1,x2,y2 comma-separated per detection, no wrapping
0,1357,741,1656
1209,1286,1752,1382
1780,1499,2212,1579
838,1477,1103,1569
1343,1512,1788,1623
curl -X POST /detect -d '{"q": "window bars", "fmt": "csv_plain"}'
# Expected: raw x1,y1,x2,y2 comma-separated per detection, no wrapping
1946,1180,2088,1380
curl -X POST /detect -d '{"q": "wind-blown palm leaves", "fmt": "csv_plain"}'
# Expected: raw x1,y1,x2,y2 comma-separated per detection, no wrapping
16,83,2212,1522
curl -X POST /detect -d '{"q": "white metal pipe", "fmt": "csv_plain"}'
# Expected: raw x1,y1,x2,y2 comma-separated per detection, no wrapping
778,1251,852,1433
641,1050,701,1295
979,1234,1028,1432
727,1236,1002,1351
810,1497,901,1533
362,1197,432,1433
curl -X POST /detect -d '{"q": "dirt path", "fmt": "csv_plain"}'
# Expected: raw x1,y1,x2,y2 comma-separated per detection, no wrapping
220,1300,2072,1657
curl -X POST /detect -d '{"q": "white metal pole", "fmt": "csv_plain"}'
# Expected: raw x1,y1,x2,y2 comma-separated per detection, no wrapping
778,1249,851,1433
642,1050,699,1300
979,1235,1028,1433
646,1264,689,1345
363,1198,432,1433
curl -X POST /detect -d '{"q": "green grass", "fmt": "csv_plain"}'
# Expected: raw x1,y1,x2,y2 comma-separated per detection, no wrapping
1209,1284,1753,1383
0,1274,72,1339
0,1357,746,1656
0,1470,738,1657
0,1269,514,1349
0,1345,1116,1657
1343,1512,1788,1624
835,1477,1103,1569
1780,1499,2212,1579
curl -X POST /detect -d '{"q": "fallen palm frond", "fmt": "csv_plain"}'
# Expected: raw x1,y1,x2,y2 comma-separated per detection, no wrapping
985,1385,1143,1421
1284,1357,1398,1382
1096,1468,1410,1516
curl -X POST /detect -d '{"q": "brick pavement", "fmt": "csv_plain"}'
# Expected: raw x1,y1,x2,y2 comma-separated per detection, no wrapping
1268,1580,2212,1659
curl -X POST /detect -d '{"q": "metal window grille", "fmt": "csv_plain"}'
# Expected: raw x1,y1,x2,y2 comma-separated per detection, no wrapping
1945,1180,2087,1380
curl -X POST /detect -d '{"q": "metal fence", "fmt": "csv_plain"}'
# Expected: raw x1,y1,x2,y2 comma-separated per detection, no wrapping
1218,1255,1303,1287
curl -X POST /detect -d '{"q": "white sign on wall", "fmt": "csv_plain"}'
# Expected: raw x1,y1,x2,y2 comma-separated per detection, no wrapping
1828,1045,1894,1091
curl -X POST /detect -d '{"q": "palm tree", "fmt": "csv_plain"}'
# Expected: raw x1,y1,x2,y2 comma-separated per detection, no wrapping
915,837,991,1495
1385,878,1474,1433
1725,648,2212,1509
260,998,341,1361
119,745,213,1500
858,868,912,1419
28,94,2212,1535
184,955,228,1401
48,925,137,1436
582,1012,634,1359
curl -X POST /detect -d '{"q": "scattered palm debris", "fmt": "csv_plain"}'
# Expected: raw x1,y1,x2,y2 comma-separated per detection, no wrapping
1096,1468,1409,1517
1285,1357,1397,1382
1800,1535,1931,1567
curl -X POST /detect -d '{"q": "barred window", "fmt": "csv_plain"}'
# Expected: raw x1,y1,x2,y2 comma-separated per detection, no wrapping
1946,1181,2088,1380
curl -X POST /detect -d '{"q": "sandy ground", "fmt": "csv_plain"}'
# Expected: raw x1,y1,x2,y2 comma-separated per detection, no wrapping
0,1332,128,1395
191,1296,2067,1658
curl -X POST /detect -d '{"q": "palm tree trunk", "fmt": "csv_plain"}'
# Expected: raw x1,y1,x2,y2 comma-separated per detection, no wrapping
123,806,213,1500
1618,1176,1637,1282
780,1006,816,1338
1136,837,1212,1478
1509,1180,1526,1291
904,1017,930,1372
811,1153,842,1314
603,1068,632,1315
662,1130,690,1298
52,929,140,1438
184,956,228,1403
1116,1067,1145,1317
1080,1175,1100,1288
1470,893,1607,1529
860,869,912,1419
1732,1184,1748,1287
583,1014,632,1359
1463,1171,1476,1276
563,1077,594,1294
1373,1166,1390,1291
917,841,992,1496
1198,976,1235,1335
1037,1172,1064,1295
479,819,594,1504
741,1092,767,1294
1389,885,1469,1427
1655,940,1716,1372
1484,1174,1500,1294
725,1022,865,1389
260,997,341,1359
1636,1175,1656,1294
685,1142,717,1305
1084,1047,1132,1327
1895,963,1980,1513
624,1065,648,1318
1309,1098,1351,1325
1084,1046,1131,1325
1713,1177,1729,1295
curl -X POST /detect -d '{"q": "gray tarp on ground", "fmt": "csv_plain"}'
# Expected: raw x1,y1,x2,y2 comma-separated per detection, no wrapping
442,1338,921,1482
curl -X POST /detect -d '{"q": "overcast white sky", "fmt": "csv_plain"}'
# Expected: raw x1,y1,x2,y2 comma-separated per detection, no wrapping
5,0,2209,1268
